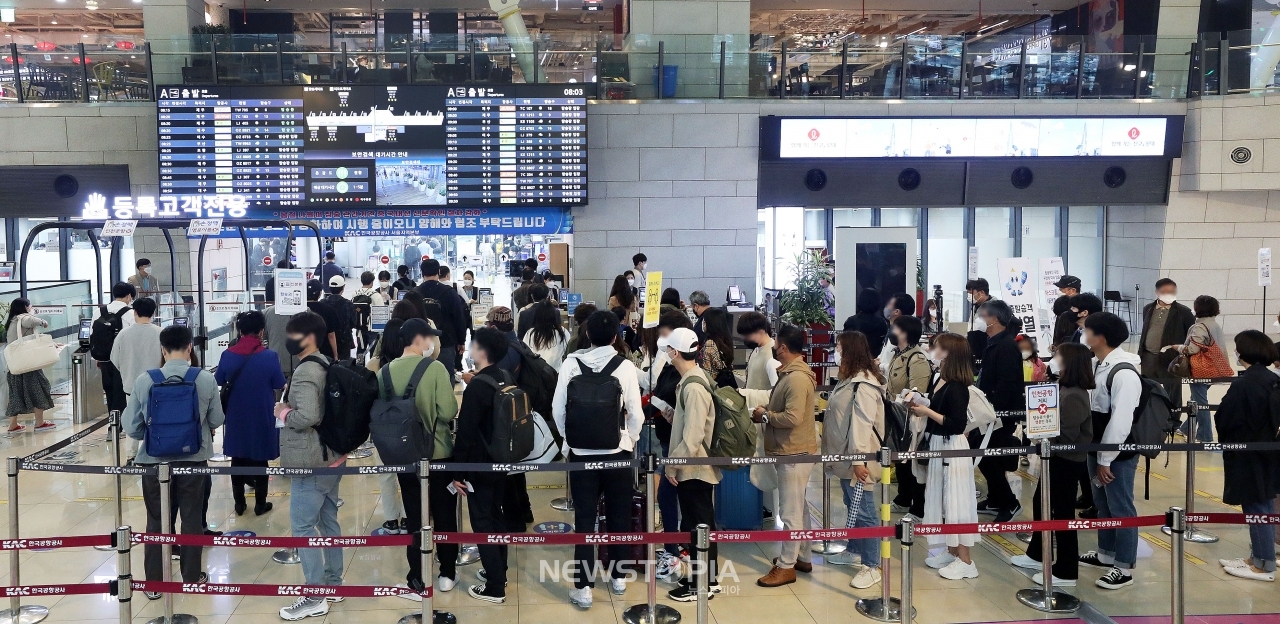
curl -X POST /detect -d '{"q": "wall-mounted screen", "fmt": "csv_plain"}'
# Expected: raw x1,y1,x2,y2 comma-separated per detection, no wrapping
766,116,1180,159
157,83,589,209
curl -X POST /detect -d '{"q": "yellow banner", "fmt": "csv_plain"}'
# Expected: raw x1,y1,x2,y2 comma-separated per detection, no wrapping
642,271,663,328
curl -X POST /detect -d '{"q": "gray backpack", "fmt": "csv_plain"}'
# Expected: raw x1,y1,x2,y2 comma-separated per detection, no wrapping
369,357,436,465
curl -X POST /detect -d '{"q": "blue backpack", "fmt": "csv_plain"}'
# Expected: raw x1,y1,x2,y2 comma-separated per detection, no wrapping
144,368,204,457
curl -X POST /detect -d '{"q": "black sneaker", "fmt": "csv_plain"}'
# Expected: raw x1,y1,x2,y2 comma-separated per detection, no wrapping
976,500,997,516
383,520,405,535
399,518,410,533
468,583,505,604
667,580,720,602
1095,567,1133,590
1079,506,1098,519
523,509,535,524
994,504,1023,523
476,568,509,587
1079,551,1111,568
1075,495,1092,510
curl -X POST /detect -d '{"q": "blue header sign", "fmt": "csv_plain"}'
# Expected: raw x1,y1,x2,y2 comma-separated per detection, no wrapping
187,206,573,239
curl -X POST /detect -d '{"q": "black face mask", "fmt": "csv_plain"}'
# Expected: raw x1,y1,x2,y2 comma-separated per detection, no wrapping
285,337,305,356
744,339,759,351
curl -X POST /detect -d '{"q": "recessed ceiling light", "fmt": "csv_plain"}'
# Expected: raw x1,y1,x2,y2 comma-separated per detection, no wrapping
51,19,58,23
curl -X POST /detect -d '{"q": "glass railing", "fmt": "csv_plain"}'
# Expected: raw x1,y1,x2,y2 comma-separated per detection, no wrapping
0,280,93,393
11,29,1280,101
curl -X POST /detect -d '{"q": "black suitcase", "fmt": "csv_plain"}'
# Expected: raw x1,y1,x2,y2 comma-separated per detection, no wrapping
595,491,645,567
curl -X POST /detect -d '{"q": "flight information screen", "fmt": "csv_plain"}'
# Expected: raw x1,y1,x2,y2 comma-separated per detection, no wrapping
156,83,590,208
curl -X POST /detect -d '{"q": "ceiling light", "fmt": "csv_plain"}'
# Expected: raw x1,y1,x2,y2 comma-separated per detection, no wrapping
1123,64,1136,71
51,19,57,24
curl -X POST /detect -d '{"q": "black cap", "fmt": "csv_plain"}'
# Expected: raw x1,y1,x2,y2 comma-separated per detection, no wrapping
306,279,323,300
398,318,441,342
1054,275,1081,290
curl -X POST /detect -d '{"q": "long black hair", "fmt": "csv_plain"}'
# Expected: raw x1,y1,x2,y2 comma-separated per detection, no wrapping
5,298,30,336
528,303,567,351
609,275,634,309
380,300,423,362
401,290,429,320
701,307,734,367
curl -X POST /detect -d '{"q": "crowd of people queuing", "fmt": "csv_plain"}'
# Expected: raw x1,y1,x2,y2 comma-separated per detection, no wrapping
3,252,1280,621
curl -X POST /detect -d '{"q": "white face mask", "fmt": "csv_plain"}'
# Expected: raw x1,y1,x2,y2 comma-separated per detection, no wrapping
627,279,635,287
1273,319,1280,330
928,350,944,365
140,266,150,276
1021,349,1034,359
832,348,842,367
1157,293,1176,305
380,281,390,288
464,279,474,287
965,292,973,303
423,342,436,357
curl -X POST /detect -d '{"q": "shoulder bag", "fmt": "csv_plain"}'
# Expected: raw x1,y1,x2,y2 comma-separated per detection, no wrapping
5,315,60,375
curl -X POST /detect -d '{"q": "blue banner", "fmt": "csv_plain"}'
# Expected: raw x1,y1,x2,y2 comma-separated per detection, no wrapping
189,206,573,239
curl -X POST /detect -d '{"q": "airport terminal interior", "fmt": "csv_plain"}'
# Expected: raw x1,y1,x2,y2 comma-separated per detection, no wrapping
1,0,1280,622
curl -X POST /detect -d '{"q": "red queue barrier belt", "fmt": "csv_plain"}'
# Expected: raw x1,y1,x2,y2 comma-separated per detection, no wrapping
0,535,112,550
1190,513,1280,525
134,580,430,599
132,533,413,548
0,583,112,598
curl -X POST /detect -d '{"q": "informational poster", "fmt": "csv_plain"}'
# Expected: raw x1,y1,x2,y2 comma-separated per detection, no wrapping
187,218,225,236
1039,257,1066,311
471,292,494,326
274,269,307,314
1260,248,1272,287
1026,383,1061,439
968,246,979,280
996,257,1042,349
370,305,392,331
564,292,583,315
642,271,663,329
101,220,138,237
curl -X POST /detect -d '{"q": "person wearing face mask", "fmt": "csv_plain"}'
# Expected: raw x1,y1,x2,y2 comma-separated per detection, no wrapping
608,274,639,328
631,253,648,287
1169,295,1229,442
1138,278,1194,407
973,300,1025,523
459,270,479,304
1008,342,1093,586
878,293,916,373
964,278,994,371
842,288,890,359
640,310,695,578
1016,335,1047,382
376,270,395,303
886,315,932,519
1212,330,1280,583
1051,275,1082,317
128,258,160,295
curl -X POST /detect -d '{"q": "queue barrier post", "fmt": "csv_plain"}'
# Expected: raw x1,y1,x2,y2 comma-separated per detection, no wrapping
0,456,49,624
146,463,197,624
856,447,902,622
898,516,915,624
1163,400,1218,543
1169,506,1186,624
116,526,133,624
550,469,573,512
694,524,710,624
400,459,455,624
1015,440,1079,613
455,493,479,565
96,412,124,552
812,462,846,555
623,444,680,624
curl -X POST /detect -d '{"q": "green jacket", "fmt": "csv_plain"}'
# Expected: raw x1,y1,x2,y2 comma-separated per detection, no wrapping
382,354,458,459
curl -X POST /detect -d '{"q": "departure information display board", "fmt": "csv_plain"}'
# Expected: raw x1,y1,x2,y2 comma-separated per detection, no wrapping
157,83,590,208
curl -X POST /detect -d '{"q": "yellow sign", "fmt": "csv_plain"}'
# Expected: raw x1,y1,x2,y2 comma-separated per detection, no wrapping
642,270,663,328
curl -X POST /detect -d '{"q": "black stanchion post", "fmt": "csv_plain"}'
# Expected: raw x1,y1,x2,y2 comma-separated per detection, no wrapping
856,447,901,622
1169,507,1185,624
117,526,133,624
147,463,197,624
1016,440,1080,613
98,411,124,552
695,524,710,624
0,456,48,623
1164,401,1217,543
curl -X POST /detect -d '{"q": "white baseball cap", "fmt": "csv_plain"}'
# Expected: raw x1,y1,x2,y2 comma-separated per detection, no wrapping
328,275,346,288
657,327,699,354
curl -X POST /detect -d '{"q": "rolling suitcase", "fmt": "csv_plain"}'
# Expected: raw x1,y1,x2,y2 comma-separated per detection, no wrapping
715,465,764,530
596,490,645,567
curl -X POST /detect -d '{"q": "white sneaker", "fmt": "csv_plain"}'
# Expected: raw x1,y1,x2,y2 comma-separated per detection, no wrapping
279,596,329,621
1010,554,1040,570
609,578,626,595
1219,558,1249,569
850,566,882,589
396,585,423,603
1031,572,1077,587
826,551,861,566
925,552,956,569
1225,565,1275,582
656,551,679,580
569,586,593,608
938,559,979,580
436,576,456,593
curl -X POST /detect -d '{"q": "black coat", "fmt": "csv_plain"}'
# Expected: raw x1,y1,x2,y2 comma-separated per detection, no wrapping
843,313,889,358
977,329,1025,413
454,365,503,464
1139,301,1194,363
1214,364,1280,505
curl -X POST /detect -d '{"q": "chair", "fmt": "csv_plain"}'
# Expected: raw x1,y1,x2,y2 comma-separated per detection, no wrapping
1104,290,1135,331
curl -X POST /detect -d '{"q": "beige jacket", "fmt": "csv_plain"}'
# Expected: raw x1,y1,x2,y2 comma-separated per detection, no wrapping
668,366,722,485
821,371,885,481
762,357,818,456
886,344,932,397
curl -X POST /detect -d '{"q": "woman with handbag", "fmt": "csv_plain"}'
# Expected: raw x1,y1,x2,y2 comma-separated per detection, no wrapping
4,298,56,433
1170,296,1233,442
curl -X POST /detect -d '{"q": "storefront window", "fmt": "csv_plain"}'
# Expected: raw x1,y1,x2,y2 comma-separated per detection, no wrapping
927,208,967,324
1068,206,1105,295
833,208,873,227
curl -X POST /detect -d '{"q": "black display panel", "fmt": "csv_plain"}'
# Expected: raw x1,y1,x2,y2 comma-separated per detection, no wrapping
156,83,589,208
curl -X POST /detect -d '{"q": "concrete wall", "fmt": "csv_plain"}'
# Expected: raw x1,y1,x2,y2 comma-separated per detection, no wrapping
0,103,158,196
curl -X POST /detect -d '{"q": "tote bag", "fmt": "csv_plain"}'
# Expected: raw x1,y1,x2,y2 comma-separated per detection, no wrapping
5,315,60,375
1188,326,1234,379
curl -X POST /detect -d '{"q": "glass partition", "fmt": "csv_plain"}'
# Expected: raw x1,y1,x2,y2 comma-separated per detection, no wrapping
0,280,93,393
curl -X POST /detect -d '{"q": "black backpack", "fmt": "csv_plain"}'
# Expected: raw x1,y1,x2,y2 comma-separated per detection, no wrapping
564,356,626,451
508,339,559,416
419,293,450,344
89,304,131,361
324,294,356,351
352,292,374,329
369,357,435,465
298,355,380,458
474,370,536,463
855,382,912,453
1105,362,1176,459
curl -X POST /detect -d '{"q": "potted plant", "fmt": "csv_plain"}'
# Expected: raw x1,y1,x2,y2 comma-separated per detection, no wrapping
778,250,835,377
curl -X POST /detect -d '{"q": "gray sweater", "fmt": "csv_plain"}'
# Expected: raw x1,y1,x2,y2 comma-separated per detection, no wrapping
122,359,225,463
262,305,299,378
280,354,337,467
110,322,163,395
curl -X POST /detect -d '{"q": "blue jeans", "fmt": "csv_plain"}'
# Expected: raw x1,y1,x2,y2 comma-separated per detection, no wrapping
290,474,345,586
1087,455,1138,569
1178,383,1213,442
840,479,880,569
1242,500,1278,572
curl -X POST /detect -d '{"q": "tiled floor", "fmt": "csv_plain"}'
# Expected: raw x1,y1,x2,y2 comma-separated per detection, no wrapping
0,382,1275,624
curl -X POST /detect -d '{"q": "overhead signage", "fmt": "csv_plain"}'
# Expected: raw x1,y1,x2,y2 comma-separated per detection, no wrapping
100,220,138,237
187,206,573,239
774,117,1171,159
188,218,225,236
82,192,248,220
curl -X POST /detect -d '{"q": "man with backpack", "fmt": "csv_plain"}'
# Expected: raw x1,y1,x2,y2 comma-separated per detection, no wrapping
275,312,348,620
751,324,818,588
1081,311,1143,590
324,275,359,361
551,310,645,609
305,280,340,360
661,328,722,601
94,282,137,414
353,271,384,356
369,319,460,599
451,327,522,603
121,324,223,593
416,258,468,380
